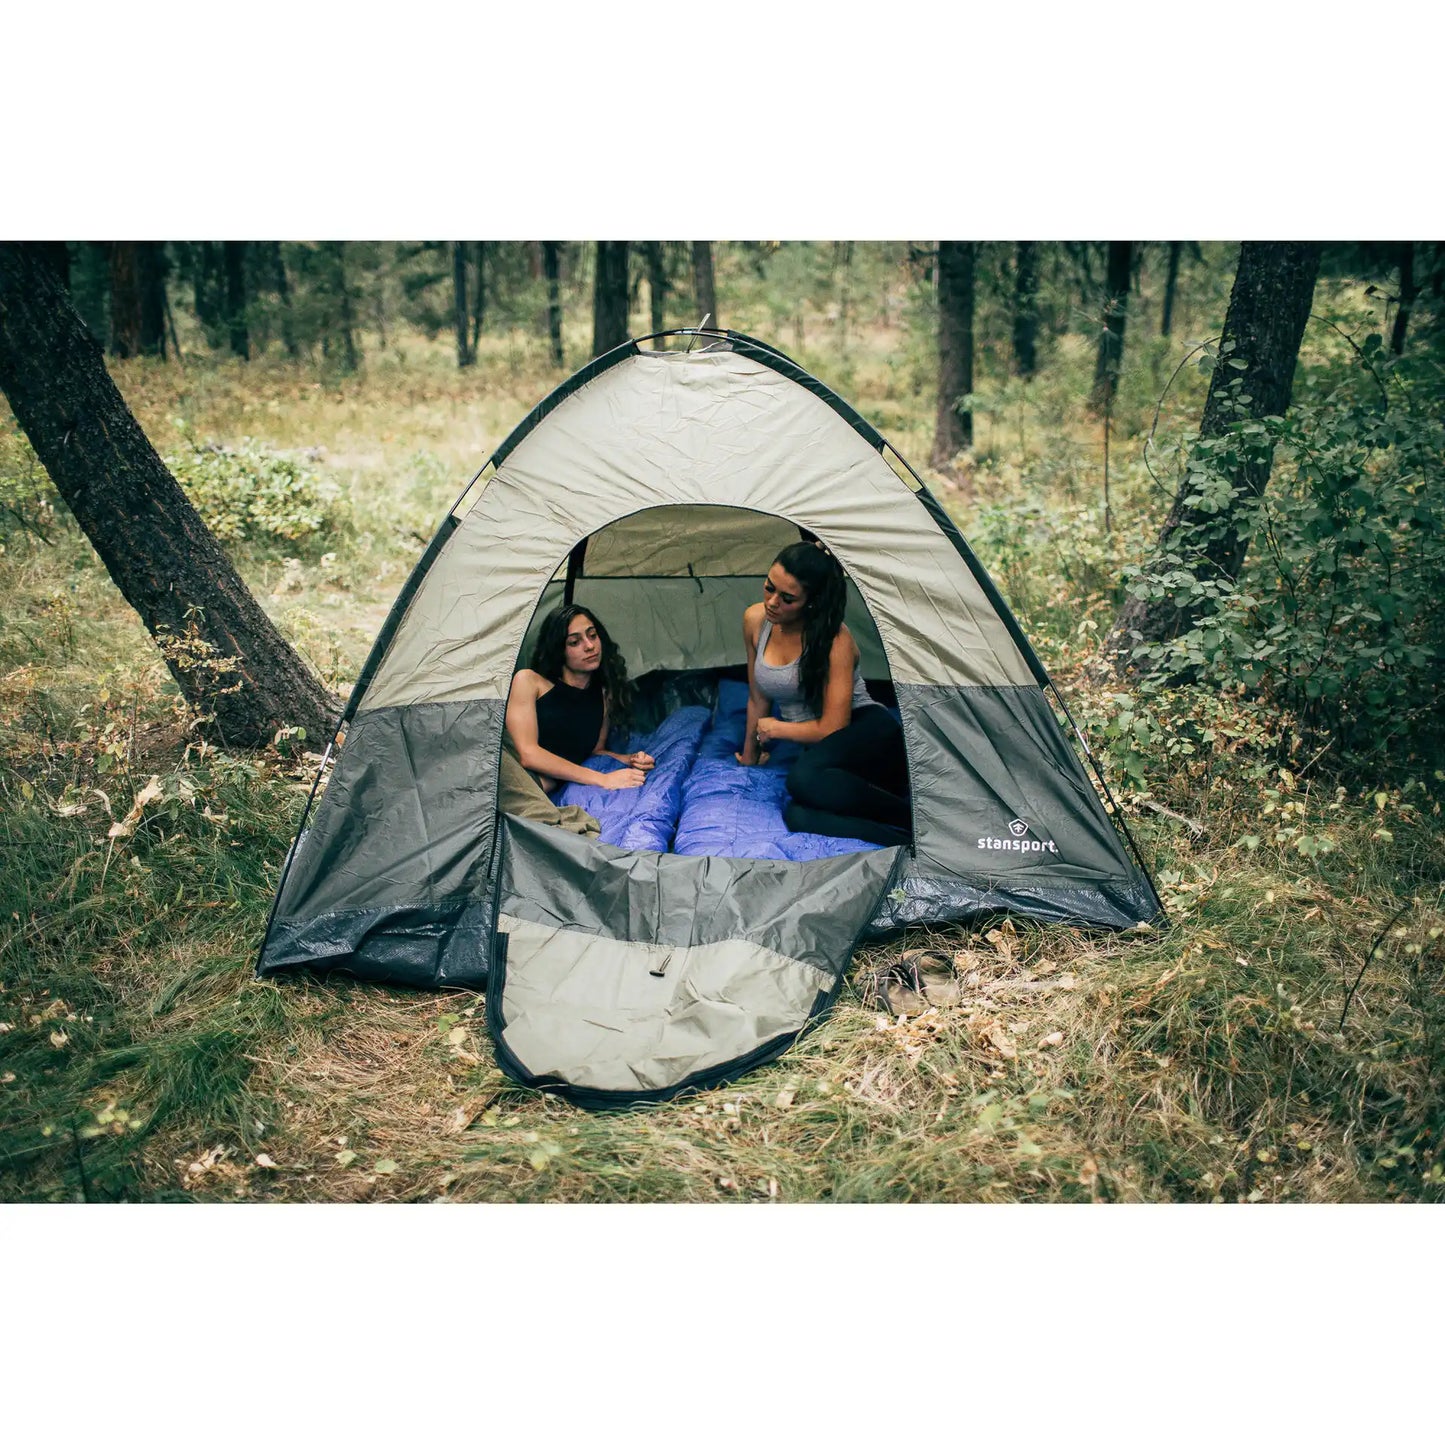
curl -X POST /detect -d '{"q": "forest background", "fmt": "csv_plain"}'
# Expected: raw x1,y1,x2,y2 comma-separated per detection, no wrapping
2,236,1442,1208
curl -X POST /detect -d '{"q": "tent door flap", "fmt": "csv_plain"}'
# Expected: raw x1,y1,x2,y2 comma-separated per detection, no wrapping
485,815,902,1107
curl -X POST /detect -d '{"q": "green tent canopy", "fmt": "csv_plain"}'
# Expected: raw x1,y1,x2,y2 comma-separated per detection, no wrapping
258,330,1161,1107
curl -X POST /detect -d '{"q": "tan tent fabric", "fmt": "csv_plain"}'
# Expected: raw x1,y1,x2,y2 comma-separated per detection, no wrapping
498,742,601,838
361,350,1033,711
583,504,798,577
496,914,831,1093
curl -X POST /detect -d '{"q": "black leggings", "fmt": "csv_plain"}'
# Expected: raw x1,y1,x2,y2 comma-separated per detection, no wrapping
785,705,912,849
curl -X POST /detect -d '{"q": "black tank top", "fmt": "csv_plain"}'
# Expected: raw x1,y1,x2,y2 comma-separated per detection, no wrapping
535,678,605,766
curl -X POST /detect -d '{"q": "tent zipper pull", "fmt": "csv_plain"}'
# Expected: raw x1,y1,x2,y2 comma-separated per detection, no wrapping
649,951,673,979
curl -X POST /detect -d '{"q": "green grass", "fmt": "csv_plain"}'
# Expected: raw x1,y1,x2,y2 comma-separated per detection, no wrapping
2,290,1442,1203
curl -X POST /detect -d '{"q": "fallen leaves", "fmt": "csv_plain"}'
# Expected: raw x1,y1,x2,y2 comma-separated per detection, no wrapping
108,775,164,840
982,1022,1017,1061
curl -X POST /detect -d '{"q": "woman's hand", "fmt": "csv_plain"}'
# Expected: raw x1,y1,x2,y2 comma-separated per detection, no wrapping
734,750,771,767
625,750,655,772
598,767,647,790
754,716,783,745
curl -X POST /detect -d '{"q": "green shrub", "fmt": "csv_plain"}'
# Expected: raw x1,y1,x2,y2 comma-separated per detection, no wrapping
0,424,59,545
1122,337,1445,774
164,433,345,555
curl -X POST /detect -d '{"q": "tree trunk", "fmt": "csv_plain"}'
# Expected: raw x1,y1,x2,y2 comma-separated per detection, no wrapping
269,242,298,358
1012,241,1038,379
1389,241,1417,356
644,241,667,344
592,241,630,358
327,242,358,372
138,243,168,358
470,241,486,357
1161,241,1182,337
542,241,564,367
1107,241,1322,659
223,241,249,359
35,242,71,290
690,241,718,329
452,241,473,367
1089,241,1134,413
931,241,976,467
107,243,143,359
190,241,224,341
0,243,334,747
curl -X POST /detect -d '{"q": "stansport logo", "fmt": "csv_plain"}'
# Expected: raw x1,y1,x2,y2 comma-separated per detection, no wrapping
977,818,1058,854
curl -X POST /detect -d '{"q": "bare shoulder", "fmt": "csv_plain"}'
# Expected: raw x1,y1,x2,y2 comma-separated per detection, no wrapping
512,669,551,701
832,624,859,662
742,602,765,642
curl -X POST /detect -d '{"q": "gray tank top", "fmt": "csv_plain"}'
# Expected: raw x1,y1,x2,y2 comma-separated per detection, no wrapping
754,617,876,723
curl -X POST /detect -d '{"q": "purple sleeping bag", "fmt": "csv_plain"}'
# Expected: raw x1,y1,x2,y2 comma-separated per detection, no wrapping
673,680,880,861
552,704,710,851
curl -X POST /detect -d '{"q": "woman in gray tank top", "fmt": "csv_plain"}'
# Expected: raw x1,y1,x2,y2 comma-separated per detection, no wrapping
738,541,911,848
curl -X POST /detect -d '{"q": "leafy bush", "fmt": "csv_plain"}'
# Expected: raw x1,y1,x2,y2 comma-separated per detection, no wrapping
0,424,58,544
970,495,1151,647
164,433,345,555
1121,337,1445,773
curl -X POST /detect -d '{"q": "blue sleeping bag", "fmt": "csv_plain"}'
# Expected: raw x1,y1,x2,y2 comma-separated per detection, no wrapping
553,704,710,851
673,681,880,861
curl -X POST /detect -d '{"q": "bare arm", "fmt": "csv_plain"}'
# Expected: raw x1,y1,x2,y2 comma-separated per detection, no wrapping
591,696,654,771
505,673,645,790
737,604,770,765
755,628,857,746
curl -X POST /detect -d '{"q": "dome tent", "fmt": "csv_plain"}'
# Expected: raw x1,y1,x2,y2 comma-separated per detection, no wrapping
258,330,1161,1108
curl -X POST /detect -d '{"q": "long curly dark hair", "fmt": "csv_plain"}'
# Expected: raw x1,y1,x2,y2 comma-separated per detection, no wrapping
773,541,849,716
530,604,633,735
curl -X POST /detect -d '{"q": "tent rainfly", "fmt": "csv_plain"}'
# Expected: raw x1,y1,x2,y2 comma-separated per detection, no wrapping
258,330,1162,1108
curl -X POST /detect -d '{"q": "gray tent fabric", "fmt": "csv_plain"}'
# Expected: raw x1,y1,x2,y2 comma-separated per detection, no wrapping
258,330,1161,1105
489,817,902,1099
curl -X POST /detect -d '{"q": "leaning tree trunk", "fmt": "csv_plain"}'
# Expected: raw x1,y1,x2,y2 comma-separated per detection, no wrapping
1089,241,1134,413
592,241,630,358
1012,240,1038,379
36,241,70,290
0,242,335,747
1107,241,1322,661
1160,241,1182,337
541,241,564,367
690,241,718,329
452,241,473,367
931,240,976,467
644,241,667,343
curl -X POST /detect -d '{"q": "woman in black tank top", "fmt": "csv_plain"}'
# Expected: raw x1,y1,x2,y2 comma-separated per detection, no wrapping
504,605,656,793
